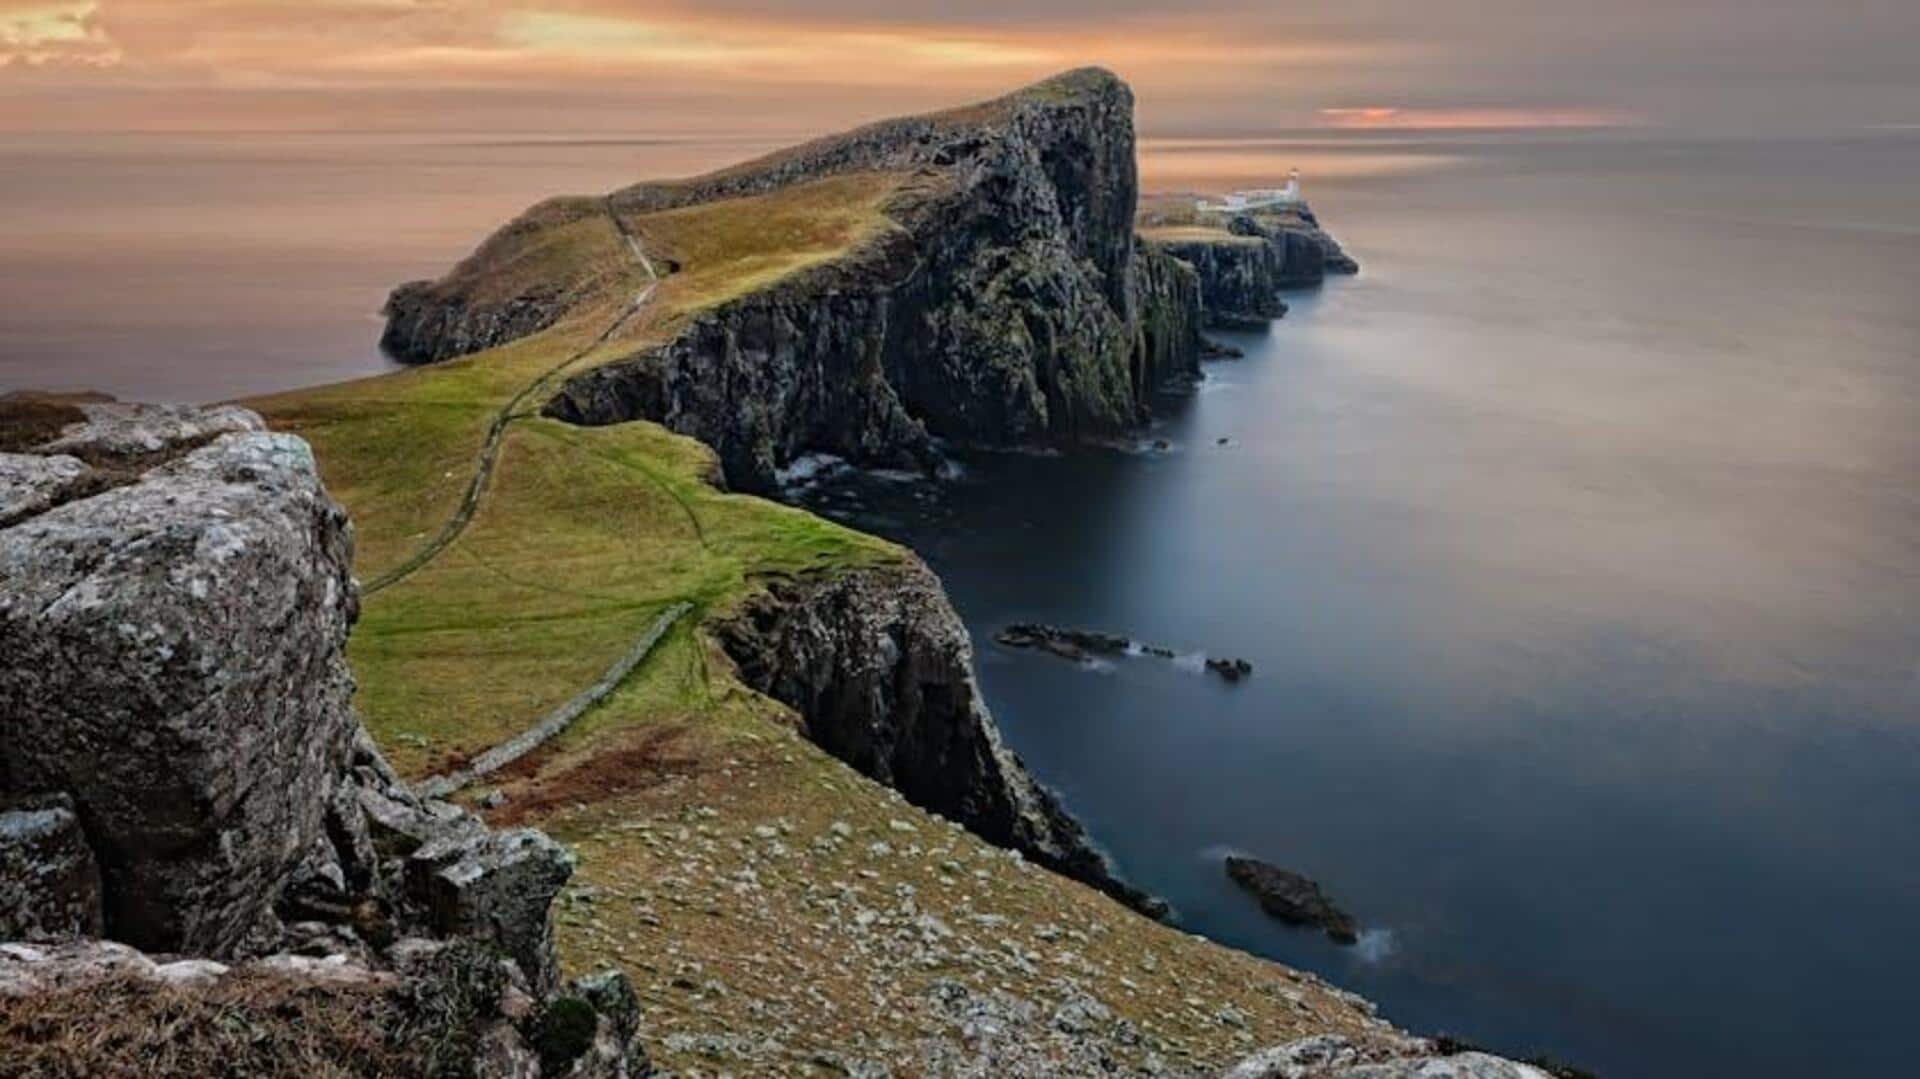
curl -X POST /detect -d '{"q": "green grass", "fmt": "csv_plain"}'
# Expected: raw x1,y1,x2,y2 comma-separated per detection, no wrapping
625,171,908,316
249,177,904,777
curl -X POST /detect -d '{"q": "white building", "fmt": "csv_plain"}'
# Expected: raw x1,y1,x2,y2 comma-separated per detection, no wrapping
1197,169,1301,213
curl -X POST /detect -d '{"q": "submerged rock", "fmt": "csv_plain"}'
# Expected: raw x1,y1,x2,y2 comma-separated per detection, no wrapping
997,621,1254,682
1224,856,1359,944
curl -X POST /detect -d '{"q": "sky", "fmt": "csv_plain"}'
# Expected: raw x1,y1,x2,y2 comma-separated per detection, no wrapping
2,1,1916,136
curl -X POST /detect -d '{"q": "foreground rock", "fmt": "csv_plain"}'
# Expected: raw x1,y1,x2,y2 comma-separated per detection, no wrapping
0,399,647,1075
1224,1035,1558,1078
1225,856,1360,945
0,939,647,1078
718,560,1168,919
0,405,356,955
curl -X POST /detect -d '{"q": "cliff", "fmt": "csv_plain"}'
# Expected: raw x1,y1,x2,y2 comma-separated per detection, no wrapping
716,559,1167,918
385,68,1203,492
1138,195,1359,329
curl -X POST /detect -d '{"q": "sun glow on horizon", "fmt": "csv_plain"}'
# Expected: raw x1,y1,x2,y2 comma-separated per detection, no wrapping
1319,106,1640,131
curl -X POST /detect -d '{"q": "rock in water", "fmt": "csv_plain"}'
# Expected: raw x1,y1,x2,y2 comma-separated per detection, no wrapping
0,405,358,955
1224,856,1359,944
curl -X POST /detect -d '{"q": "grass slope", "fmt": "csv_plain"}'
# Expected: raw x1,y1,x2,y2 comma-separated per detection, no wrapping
248,115,1389,1074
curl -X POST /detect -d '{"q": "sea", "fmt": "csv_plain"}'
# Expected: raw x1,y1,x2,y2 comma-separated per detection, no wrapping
3,126,1916,1077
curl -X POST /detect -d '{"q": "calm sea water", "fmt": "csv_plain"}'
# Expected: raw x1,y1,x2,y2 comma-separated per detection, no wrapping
4,130,1917,1076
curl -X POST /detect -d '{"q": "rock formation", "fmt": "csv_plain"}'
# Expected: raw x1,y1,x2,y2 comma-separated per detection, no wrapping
996,621,1255,682
716,559,1168,919
1144,234,1291,328
1225,856,1360,945
0,399,647,1076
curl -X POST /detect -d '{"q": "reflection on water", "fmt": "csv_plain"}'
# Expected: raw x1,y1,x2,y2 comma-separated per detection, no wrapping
3,128,1917,1078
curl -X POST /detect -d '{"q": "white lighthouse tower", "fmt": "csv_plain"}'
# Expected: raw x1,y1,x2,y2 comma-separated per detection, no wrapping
1281,167,1301,204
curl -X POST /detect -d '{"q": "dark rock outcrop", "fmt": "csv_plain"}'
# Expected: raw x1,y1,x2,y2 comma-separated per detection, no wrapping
1227,207,1360,286
996,621,1254,682
1144,234,1289,328
1225,856,1359,944
716,559,1167,919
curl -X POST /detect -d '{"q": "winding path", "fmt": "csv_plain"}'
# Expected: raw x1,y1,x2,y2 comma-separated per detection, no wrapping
363,201,661,597
356,203,694,795
418,600,693,798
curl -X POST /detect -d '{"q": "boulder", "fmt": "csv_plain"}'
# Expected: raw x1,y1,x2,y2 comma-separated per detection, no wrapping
411,829,575,993
0,416,359,955
0,796,103,941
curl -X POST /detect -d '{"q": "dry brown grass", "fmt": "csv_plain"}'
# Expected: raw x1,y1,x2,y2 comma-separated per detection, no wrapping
0,955,503,1079
0,398,87,454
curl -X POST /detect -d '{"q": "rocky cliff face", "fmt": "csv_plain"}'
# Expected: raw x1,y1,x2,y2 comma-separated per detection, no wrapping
384,69,1200,493
1227,208,1360,287
716,558,1167,919
1144,236,1290,328
0,400,647,1076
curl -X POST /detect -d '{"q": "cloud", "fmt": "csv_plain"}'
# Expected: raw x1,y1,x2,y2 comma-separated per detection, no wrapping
0,1,1915,133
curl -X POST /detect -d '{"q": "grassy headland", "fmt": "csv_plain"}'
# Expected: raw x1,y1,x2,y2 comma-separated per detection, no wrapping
246,81,1389,1073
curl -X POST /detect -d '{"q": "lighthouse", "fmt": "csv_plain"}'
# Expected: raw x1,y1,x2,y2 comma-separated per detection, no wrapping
1282,167,1301,204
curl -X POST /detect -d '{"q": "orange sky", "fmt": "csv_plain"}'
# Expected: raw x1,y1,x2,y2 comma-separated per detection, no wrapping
2,1,1913,134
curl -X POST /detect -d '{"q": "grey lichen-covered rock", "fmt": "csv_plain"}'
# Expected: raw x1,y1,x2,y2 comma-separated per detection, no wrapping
0,418,359,956
411,829,575,994
716,556,1166,919
34,400,264,460
0,453,93,529
0,796,103,942
1223,1035,1555,1078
